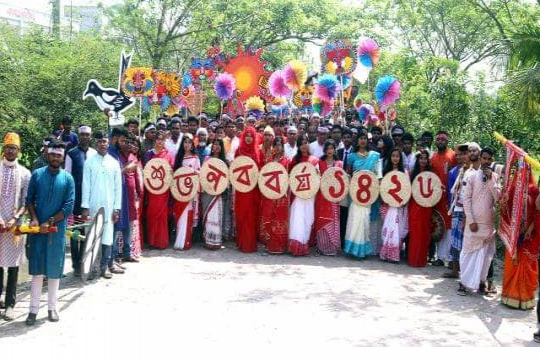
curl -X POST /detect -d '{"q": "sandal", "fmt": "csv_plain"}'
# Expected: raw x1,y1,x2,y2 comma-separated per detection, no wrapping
442,272,459,279
457,284,468,296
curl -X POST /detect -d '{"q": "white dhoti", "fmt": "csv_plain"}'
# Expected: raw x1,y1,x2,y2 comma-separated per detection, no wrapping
459,240,495,291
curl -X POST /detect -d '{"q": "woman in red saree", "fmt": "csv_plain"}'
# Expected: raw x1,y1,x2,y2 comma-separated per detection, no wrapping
172,136,201,250
142,131,173,249
235,126,262,253
501,170,540,309
408,150,433,267
259,136,290,254
314,140,342,256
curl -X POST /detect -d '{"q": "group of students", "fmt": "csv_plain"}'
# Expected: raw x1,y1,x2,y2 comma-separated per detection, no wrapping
0,111,539,343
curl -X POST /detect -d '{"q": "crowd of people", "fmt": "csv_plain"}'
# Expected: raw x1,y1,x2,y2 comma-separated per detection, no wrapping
0,111,539,342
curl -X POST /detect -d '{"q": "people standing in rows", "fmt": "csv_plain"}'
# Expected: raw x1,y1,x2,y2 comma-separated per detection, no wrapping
344,130,381,258
314,140,342,256
458,148,501,296
407,150,432,267
288,134,318,256
143,131,173,249
0,133,31,321
173,136,200,250
380,148,408,263
64,125,96,276
81,131,123,279
25,140,74,325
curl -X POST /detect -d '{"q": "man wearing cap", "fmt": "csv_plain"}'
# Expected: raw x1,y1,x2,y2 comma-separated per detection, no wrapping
199,113,208,128
284,126,298,160
165,118,182,159
310,113,321,127
25,140,75,325
32,136,55,172
81,131,123,279
430,130,456,266
261,126,275,162
64,125,97,277
391,124,405,151
156,118,168,132
0,132,31,321
195,128,211,164
309,127,328,159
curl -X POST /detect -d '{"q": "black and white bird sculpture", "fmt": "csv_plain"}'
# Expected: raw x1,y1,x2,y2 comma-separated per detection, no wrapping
82,52,135,124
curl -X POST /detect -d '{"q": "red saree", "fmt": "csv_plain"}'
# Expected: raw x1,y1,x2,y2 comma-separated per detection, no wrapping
501,175,540,309
259,156,290,254
235,127,262,253
314,160,342,255
407,197,433,267
143,149,174,249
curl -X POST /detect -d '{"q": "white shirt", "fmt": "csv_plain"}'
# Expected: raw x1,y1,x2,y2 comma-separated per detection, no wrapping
165,135,183,159
309,141,324,159
225,136,239,163
284,143,297,160
402,151,416,173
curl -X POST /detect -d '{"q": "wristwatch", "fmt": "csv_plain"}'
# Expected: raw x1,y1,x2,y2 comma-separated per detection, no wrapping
48,217,55,225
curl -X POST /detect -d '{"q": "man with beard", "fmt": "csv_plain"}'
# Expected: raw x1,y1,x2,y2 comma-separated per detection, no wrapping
187,116,199,138
443,143,474,279
430,131,456,266
307,125,318,144
81,131,123,279
25,140,75,325
309,127,328,158
331,125,342,149
64,125,97,277
284,126,298,160
369,126,382,152
195,128,211,164
458,148,500,296
0,133,31,321
165,118,182,159
391,125,405,151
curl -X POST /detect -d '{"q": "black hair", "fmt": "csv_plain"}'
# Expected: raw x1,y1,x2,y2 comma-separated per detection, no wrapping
61,115,72,125
93,131,106,140
174,136,195,170
370,126,382,134
44,135,56,143
293,134,310,164
481,147,494,157
410,150,432,180
436,130,448,136
48,139,66,149
187,116,199,125
170,118,181,127
210,138,227,164
402,133,415,143
126,118,139,127
353,130,369,152
111,127,129,138
321,139,338,161
421,131,434,139
379,135,395,161
273,135,284,147
457,144,469,152
383,147,404,175
331,125,342,132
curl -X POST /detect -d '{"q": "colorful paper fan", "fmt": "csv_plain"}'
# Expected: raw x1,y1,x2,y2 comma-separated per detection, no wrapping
269,70,291,98
222,45,268,102
315,73,340,102
123,67,154,97
358,104,375,123
165,72,181,97
214,72,236,101
245,96,264,112
357,37,380,69
321,99,334,117
375,75,401,105
283,60,308,91
337,74,352,90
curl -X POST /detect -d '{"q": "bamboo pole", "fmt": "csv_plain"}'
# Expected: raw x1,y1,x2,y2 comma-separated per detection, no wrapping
493,131,540,171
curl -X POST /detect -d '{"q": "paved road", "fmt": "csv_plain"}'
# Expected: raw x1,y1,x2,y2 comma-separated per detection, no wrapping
0,245,538,348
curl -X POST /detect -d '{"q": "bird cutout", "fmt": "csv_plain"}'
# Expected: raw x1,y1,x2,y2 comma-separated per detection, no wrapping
83,51,136,126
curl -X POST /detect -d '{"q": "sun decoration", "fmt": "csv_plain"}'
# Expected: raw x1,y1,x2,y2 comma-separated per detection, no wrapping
222,45,269,103
123,67,154,97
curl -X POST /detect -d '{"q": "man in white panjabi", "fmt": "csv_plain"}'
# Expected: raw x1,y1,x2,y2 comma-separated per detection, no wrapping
458,148,501,295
